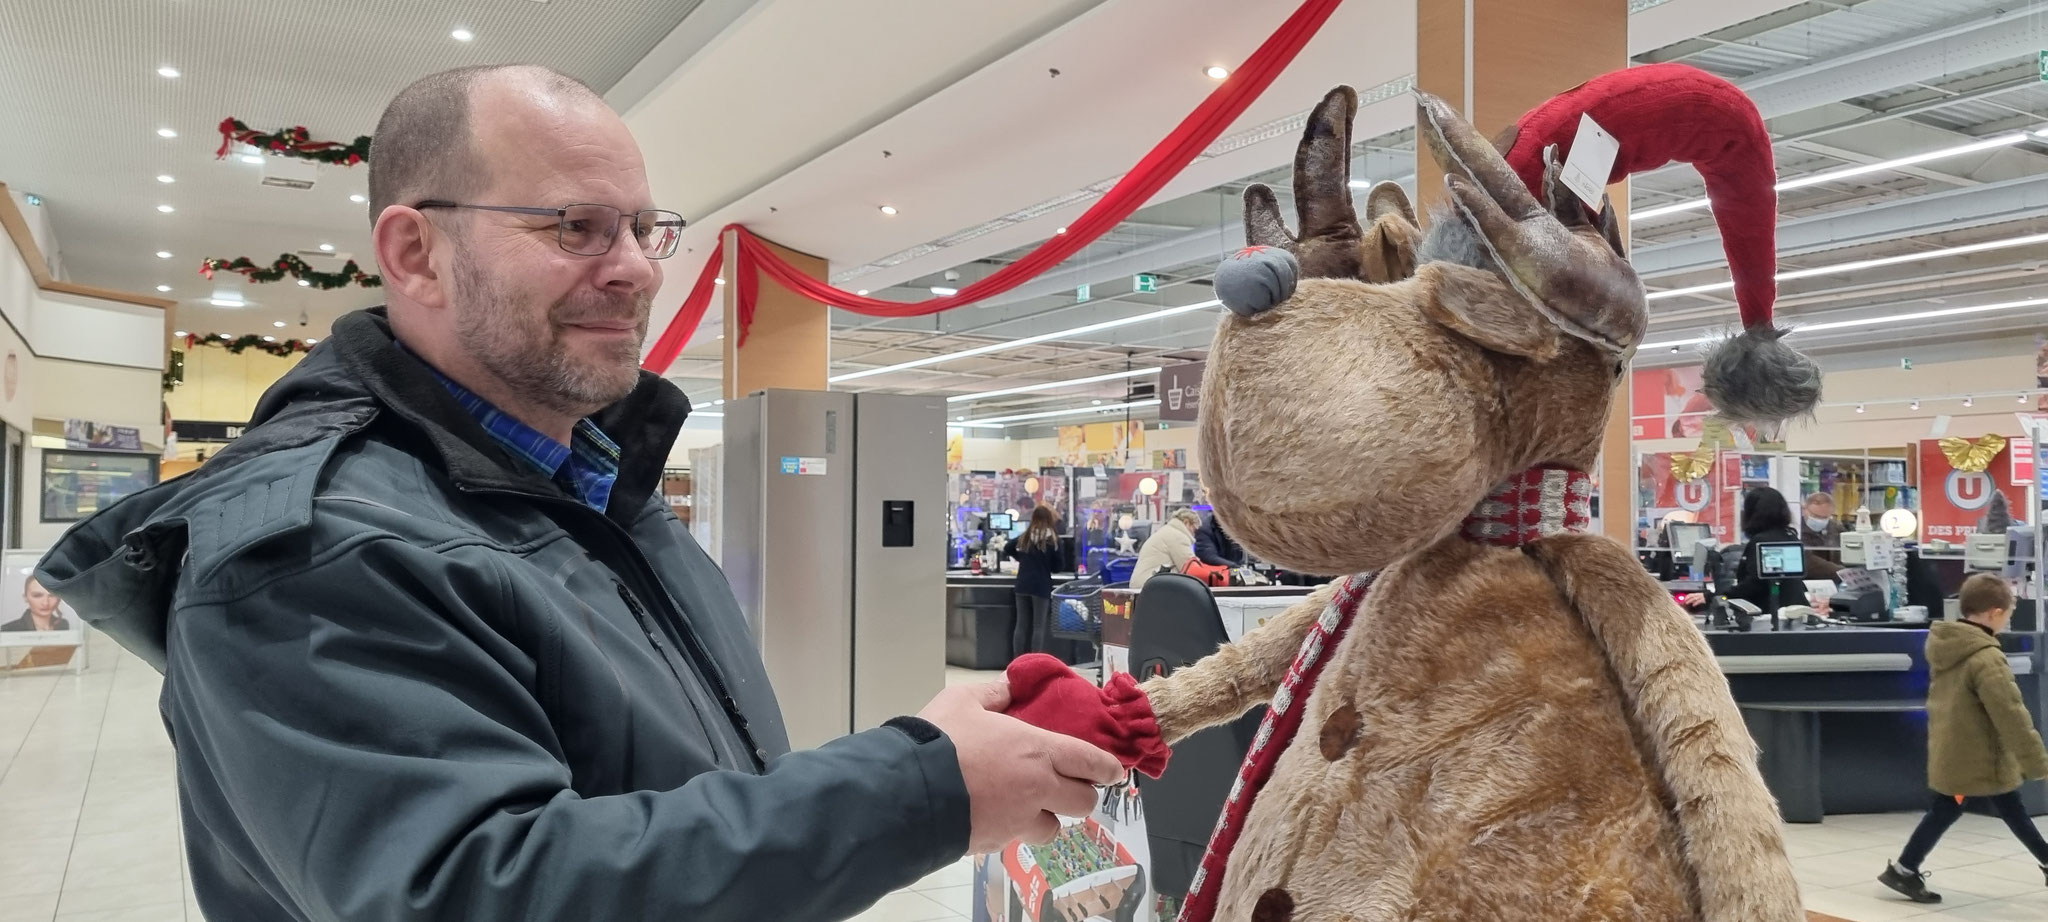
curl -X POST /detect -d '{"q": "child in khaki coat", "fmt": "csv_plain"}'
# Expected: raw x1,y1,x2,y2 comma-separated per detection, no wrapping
1880,573,2048,902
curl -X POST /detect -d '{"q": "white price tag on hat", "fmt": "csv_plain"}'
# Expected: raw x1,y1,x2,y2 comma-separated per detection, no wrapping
1560,113,1619,211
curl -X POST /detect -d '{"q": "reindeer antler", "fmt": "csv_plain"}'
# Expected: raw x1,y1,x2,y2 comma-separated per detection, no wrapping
1416,91,1647,356
1243,86,1364,280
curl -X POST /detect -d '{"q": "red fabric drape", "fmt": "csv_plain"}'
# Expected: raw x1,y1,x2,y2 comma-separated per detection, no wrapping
642,0,1345,371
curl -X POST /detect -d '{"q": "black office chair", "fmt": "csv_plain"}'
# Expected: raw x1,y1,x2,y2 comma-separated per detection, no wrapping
1128,574,1264,901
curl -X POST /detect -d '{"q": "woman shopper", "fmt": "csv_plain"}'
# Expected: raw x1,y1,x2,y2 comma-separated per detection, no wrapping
1007,505,1064,658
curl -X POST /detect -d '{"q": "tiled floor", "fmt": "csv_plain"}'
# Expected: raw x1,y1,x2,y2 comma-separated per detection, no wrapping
4,646,2043,921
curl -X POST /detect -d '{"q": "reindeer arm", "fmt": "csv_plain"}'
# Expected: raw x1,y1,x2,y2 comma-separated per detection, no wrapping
1525,533,1802,922
1138,581,1336,745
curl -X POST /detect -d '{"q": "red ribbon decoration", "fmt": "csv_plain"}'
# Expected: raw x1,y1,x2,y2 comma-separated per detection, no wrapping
642,0,1346,371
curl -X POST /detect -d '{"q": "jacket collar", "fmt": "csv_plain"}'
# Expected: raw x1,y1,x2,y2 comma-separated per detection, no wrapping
318,308,690,523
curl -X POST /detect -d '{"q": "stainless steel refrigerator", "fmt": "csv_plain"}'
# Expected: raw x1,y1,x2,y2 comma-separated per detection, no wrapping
722,390,946,750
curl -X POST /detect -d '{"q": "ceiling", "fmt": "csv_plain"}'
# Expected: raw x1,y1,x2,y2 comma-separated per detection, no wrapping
6,0,2048,435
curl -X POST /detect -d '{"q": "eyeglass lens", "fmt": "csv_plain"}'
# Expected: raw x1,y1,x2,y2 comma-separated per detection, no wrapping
559,204,685,259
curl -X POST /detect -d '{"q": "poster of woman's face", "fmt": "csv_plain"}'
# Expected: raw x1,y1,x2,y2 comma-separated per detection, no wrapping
0,553,83,648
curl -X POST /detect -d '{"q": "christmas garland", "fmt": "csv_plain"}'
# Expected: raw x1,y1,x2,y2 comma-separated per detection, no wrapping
216,118,371,166
179,332,318,358
201,254,381,289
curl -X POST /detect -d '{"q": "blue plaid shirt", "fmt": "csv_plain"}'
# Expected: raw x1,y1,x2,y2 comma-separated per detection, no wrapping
419,362,622,513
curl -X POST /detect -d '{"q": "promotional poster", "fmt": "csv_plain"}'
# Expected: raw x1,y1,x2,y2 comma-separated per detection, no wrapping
1637,449,1743,540
1917,436,2024,539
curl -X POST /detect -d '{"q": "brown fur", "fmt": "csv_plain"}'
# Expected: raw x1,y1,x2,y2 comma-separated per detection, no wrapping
1140,84,1801,922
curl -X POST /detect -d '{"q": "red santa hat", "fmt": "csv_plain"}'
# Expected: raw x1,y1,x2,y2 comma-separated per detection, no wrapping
1496,63,1820,421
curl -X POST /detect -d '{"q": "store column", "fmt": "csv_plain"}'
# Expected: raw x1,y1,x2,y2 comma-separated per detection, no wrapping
1416,0,1634,542
721,230,830,399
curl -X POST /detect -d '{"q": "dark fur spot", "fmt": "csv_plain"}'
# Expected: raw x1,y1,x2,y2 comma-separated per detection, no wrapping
1319,703,1363,760
1252,888,1295,922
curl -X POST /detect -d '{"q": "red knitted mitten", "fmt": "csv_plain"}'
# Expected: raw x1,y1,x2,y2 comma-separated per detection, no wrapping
1003,654,1170,778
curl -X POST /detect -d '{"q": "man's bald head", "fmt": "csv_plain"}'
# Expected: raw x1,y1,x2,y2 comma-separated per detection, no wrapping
367,65,601,225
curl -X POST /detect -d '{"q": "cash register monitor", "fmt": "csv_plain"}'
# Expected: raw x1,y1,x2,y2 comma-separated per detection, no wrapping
1755,541,1806,579
1666,522,1712,563
987,512,1014,532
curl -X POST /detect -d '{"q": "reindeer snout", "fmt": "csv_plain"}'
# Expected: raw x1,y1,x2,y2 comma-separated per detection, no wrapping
1215,246,1300,317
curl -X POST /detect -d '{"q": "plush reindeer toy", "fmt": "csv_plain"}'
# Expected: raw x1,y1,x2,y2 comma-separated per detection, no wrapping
1004,65,1814,922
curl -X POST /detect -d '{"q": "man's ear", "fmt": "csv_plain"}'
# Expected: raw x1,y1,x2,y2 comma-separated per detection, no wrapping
1420,264,1563,360
372,206,449,310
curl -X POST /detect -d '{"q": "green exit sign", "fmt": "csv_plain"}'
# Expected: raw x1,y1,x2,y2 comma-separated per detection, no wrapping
1133,273,1159,293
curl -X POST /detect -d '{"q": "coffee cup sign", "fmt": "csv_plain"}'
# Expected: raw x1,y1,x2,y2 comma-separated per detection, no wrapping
1159,361,1205,422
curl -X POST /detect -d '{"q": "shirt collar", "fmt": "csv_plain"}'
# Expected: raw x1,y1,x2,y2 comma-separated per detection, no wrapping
400,345,623,512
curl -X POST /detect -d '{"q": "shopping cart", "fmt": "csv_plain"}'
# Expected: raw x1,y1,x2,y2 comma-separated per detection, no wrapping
1051,577,1106,681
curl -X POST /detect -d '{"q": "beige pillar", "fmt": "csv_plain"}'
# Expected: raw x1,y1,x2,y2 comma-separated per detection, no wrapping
722,232,830,399
1418,0,1633,541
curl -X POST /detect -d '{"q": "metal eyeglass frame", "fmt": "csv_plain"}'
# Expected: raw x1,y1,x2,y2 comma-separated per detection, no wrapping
413,200,687,259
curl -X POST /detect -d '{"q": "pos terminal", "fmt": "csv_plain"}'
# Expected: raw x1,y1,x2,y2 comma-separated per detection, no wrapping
1753,541,1805,631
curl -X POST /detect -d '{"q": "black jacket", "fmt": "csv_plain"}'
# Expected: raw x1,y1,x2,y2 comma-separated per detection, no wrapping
0,610,69,632
1729,525,1809,611
1006,538,1062,598
35,309,968,922
1194,515,1246,567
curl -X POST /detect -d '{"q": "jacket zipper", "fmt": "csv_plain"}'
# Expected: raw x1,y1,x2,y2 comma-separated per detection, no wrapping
467,485,766,771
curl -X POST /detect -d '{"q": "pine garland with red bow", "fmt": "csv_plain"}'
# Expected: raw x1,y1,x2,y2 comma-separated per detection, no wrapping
200,254,381,289
215,118,371,166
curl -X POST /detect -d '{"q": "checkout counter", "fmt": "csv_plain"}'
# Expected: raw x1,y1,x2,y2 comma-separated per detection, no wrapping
1656,526,2048,820
945,570,1085,668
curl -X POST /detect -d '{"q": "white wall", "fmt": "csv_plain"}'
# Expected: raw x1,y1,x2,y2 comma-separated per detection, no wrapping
1,208,167,550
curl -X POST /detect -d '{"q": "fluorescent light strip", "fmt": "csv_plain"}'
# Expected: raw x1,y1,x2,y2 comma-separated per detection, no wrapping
694,411,724,418
1633,132,2033,221
1643,295,2048,350
829,300,1221,383
947,367,1161,403
957,399,1162,429
1647,231,2048,301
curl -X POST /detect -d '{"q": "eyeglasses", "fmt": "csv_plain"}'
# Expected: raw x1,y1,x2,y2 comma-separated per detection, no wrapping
414,201,686,259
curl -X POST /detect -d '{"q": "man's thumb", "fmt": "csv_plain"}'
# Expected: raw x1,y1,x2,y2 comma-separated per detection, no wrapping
966,679,1012,712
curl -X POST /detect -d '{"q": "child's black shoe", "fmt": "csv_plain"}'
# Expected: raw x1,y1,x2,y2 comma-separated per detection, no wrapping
1878,861,1942,903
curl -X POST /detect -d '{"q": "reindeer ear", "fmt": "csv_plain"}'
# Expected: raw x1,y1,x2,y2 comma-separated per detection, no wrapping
1363,181,1415,226
1421,263,1563,360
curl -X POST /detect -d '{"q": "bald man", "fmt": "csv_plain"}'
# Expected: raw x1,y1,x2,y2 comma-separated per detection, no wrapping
37,65,1118,922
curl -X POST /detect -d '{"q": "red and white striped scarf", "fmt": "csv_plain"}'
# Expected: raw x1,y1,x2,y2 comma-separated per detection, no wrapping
1176,465,1593,922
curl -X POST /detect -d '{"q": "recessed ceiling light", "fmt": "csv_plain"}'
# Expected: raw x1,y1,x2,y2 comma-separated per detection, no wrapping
273,321,286,328
451,28,474,42
714,277,726,286
1855,404,1865,414
1963,396,1974,407
207,298,241,307
349,194,367,204
879,205,898,215
156,174,174,184
1205,65,1230,80
856,289,868,296
240,154,263,164
1056,227,1068,235
930,286,958,296
155,250,173,259
262,335,277,342
218,333,231,340
173,330,187,337
297,279,311,287
156,285,172,293
157,127,177,138
1092,399,1104,405
156,204,174,213
2022,394,2031,404
305,338,318,344
157,66,180,78
318,243,334,252
1909,400,1920,411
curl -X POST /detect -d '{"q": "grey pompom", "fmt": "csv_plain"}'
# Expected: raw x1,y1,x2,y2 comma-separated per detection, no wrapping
1415,203,1497,273
1979,490,2013,535
1215,246,1300,317
1700,325,1822,422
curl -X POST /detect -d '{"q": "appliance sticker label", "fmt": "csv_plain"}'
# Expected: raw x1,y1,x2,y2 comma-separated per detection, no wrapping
780,456,827,476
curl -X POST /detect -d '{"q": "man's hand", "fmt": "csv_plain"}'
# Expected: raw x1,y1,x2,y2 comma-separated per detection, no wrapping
918,680,1125,853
